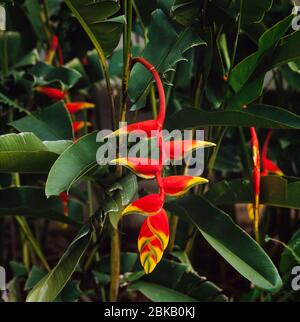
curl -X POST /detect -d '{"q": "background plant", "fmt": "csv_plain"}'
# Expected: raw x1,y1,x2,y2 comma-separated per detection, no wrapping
0,0,300,302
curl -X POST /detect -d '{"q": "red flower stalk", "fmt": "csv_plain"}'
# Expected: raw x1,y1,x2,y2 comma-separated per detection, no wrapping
113,56,212,273
36,86,66,101
66,102,95,114
72,121,92,133
45,35,64,66
249,127,261,242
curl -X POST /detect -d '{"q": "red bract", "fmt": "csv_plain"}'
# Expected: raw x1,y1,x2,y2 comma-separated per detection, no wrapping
45,35,64,66
66,102,95,114
36,86,66,101
138,209,169,274
162,176,208,196
72,121,92,133
261,130,283,176
122,193,164,216
113,57,212,273
110,157,162,179
164,140,216,160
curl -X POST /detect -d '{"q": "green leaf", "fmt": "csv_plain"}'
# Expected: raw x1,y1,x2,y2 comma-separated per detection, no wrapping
28,62,82,89
65,0,124,57
46,132,104,197
279,229,300,276
165,195,282,291
25,266,47,290
9,261,28,278
229,15,293,92
23,0,48,42
0,133,61,173
167,105,300,130
26,222,92,302
270,30,300,69
0,186,81,227
129,259,227,302
104,173,138,229
130,280,198,302
206,176,300,210
10,102,74,141
128,9,205,105
170,0,201,27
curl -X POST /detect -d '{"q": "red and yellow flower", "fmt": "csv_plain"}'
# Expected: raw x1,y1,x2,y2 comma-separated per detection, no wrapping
111,57,213,273
36,86,66,101
66,102,95,114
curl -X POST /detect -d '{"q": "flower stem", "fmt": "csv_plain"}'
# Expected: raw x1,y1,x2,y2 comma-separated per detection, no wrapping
109,225,120,302
119,0,133,123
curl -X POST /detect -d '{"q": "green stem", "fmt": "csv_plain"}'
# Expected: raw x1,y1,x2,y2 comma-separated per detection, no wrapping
150,85,157,119
119,0,133,123
132,0,148,42
208,0,243,171
64,0,116,130
207,127,227,174
14,173,50,272
109,225,120,302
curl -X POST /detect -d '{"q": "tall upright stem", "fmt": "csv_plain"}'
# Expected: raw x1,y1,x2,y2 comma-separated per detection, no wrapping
119,0,133,123
109,1,133,302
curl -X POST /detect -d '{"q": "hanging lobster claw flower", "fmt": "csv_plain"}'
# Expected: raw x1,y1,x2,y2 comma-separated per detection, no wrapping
249,127,261,242
107,119,160,138
72,121,92,133
36,86,66,101
261,130,283,176
164,140,215,160
138,209,169,274
122,193,164,216
162,175,208,197
66,102,95,114
110,157,162,179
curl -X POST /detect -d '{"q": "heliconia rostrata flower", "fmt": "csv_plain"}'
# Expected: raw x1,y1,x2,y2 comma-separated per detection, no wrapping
110,57,214,273
248,128,283,242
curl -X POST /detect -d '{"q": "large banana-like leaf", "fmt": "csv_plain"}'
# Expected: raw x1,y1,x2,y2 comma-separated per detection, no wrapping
0,132,72,173
165,195,282,292
26,222,92,302
46,132,108,197
0,186,81,227
64,0,124,57
167,105,300,130
129,259,228,302
10,102,74,141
